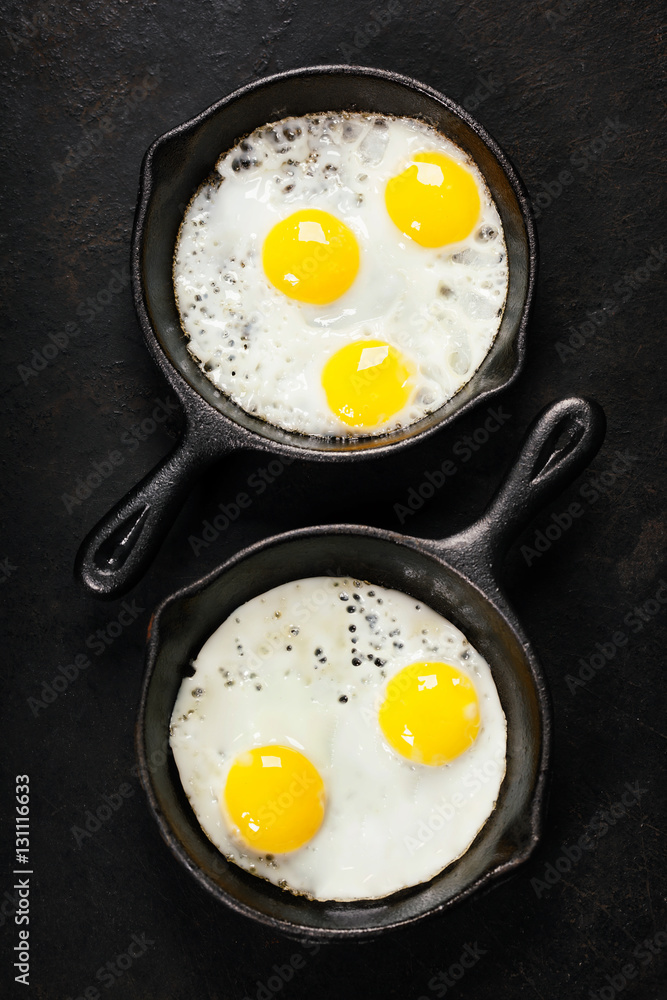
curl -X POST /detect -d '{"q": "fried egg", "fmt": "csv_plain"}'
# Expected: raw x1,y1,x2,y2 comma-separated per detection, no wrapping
169,578,507,901
173,113,508,438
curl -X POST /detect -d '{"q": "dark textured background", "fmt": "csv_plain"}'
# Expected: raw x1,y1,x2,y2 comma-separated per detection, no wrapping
1,1,666,997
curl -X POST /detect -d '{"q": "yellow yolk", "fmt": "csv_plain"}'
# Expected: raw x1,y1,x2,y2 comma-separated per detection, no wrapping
379,662,480,766
385,152,481,247
262,209,360,304
222,745,326,854
322,339,414,429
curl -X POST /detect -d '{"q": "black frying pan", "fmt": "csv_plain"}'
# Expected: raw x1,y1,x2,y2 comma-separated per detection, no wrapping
75,64,537,600
137,396,605,940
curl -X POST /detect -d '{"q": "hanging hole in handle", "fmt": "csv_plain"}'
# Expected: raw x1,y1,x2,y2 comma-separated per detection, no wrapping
94,505,150,571
530,416,586,482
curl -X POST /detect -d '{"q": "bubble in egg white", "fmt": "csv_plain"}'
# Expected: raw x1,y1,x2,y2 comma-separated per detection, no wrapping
173,113,509,438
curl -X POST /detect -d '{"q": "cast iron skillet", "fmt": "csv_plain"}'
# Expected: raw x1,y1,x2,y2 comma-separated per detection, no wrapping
137,396,605,940
76,64,537,600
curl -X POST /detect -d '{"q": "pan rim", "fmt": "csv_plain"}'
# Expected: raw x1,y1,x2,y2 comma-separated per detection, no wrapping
131,63,538,462
137,522,550,938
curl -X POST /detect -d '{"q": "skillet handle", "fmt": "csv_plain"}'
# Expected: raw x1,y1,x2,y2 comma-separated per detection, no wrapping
75,431,224,599
440,397,606,574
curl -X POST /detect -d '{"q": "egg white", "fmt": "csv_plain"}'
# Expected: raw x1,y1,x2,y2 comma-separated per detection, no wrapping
169,577,507,901
173,113,509,438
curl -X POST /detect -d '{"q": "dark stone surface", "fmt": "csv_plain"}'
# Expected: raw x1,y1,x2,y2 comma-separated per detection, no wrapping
1,1,665,997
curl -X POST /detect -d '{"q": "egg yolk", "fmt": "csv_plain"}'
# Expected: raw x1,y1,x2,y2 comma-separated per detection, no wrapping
322,339,414,428
262,209,360,304
378,662,480,766
385,152,481,247
222,745,326,854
